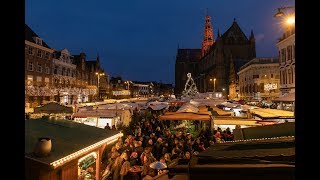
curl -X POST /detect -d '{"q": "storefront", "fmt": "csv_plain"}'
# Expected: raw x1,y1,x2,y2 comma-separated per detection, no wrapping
78,152,97,179
74,116,115,129
25,118,123,180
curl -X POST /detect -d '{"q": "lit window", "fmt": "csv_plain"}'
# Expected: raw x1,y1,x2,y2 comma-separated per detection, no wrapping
45,78,49,87
37,76,42,85
27,75,33,86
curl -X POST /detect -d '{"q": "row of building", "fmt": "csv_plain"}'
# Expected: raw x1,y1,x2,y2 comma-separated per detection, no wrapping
25,24,108,108
175,13,295,104
25,24,175,108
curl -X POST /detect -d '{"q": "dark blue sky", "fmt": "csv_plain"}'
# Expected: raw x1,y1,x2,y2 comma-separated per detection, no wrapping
26,0,294,84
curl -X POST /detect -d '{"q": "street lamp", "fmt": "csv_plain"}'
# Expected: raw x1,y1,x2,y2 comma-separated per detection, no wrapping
274,6,295,27
274,6,295,18
214,78,216,92
95,72,105,100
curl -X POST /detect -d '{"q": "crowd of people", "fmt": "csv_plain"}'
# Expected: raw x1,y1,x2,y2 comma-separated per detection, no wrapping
100,108,234,180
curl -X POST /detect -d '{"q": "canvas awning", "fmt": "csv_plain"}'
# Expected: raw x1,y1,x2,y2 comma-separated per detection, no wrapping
272,92,295,102
249,108,294,119
33,102,73,114
159,112,211,121
73,109,123,118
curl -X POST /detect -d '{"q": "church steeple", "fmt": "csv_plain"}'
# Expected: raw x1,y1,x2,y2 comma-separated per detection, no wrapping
201,9,214,57
249,29,255,41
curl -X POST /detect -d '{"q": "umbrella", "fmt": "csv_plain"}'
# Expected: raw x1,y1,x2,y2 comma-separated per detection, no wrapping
149,161,167,170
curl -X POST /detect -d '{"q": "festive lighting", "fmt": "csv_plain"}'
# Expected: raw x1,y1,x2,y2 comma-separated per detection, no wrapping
25,86,97,96
219,136,294,144
50,132,123,168
182,73,199,97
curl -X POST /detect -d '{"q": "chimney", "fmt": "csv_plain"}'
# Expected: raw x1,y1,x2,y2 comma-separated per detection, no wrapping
33,137,52,157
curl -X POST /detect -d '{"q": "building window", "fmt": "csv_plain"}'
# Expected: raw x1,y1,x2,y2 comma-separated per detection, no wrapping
45,66,50,74
45,77,49,87
287,46,292,61
293,44,295,59
35,37,43,46
45,52,49,59
291,67,294,84
271,74,273,78
28,47,33,55
28,61,33,71
37,76,42,86
54,66,58,74
281,49,286,63
37,50,42,57
27,75,33,86
58,67,62,75
288,69,292,84
284,69,287,84
253,75,259,79
67,69,70,76
37,63,42,73
260,83,265,93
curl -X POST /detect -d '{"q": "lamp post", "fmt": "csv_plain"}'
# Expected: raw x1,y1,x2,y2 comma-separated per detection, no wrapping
95,72,105,100
274,6,295,28
214,78,216,92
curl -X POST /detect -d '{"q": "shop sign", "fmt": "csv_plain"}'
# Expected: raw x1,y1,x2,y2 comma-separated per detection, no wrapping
264,83,277,91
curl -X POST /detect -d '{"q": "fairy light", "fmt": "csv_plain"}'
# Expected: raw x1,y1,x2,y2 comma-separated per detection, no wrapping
49,132,123,168
25,86,97,96
220,136,295,144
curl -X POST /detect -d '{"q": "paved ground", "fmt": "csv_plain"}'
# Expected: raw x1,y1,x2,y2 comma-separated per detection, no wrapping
169,174,189,180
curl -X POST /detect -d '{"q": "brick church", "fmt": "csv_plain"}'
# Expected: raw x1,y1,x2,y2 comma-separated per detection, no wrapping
175,13,256,99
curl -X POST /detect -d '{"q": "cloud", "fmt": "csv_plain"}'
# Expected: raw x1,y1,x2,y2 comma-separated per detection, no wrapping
255,33,265,42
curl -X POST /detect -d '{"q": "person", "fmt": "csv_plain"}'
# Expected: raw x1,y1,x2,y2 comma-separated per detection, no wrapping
112,125,117,130
105,123,111,130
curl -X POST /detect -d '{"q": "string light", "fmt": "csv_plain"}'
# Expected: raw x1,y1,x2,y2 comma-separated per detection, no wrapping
25,86,97,96
219,136,294,144
182,73,199,97
50,132,123,168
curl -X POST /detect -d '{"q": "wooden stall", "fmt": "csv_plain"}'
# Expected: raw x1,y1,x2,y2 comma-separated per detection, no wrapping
25,118,123,180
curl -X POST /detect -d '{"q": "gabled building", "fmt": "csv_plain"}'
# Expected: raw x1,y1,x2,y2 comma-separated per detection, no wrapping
52,48,77,104
175,16,256,98
175,49,202,96
72,53,99,103
237,58,280,100
196,19,255,94
25,24,55,108
276,24,295,97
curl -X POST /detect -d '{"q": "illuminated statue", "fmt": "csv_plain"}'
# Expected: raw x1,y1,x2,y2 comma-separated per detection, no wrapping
182,73,199,97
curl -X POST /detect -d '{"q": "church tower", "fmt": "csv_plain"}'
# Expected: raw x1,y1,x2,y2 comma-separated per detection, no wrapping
201,10,214,57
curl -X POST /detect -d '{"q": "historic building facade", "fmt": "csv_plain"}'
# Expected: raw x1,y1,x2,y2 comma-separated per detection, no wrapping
175,49,201,95
52,48,77,104
175,15,256,97
25,24,111,106
237,58,280,100
276,26,295,96
73,53,101,103
25,24,55,108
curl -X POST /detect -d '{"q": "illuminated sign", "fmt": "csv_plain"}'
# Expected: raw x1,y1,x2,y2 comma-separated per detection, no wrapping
112,90,131,96
264,83,277,91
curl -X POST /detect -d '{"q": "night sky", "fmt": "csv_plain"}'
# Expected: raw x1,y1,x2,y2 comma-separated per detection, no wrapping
26,0,294,84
